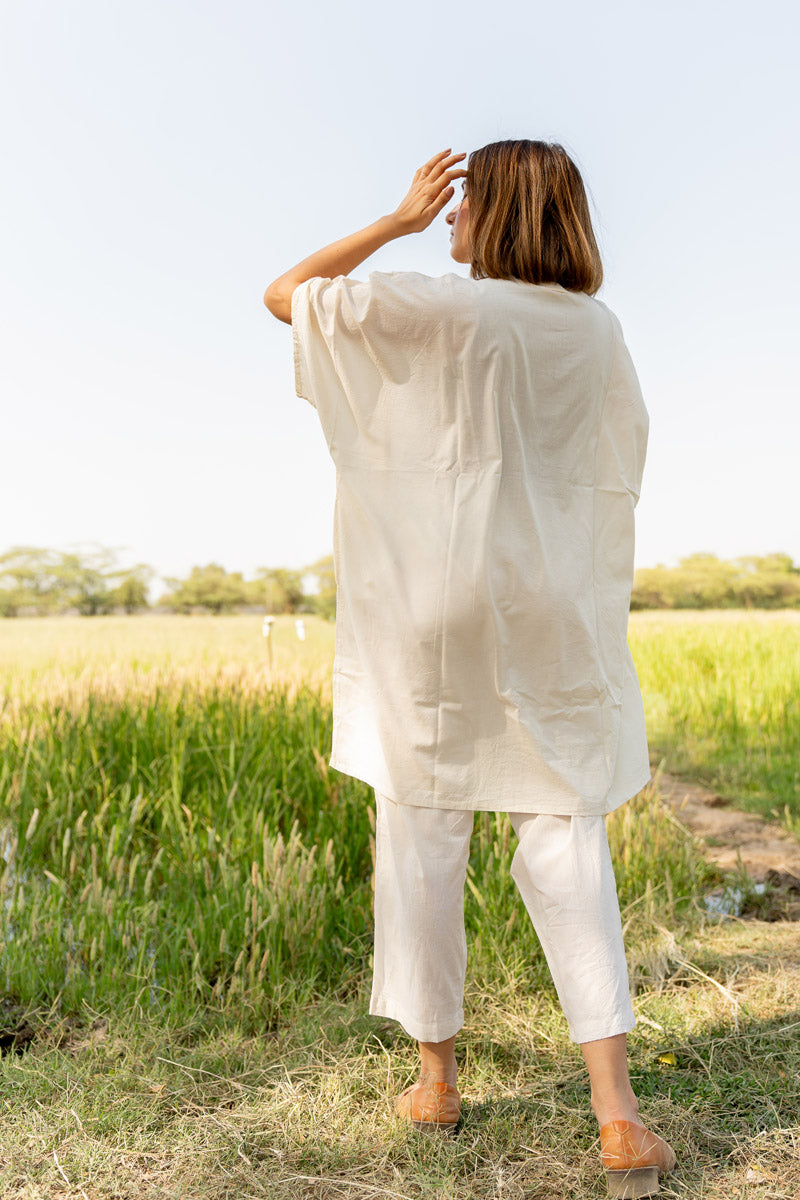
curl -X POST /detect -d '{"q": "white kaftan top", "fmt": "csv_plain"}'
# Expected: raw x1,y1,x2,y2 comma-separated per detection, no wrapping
291,270,650,815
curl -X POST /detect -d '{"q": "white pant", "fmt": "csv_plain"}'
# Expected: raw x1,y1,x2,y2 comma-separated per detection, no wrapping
369,792,636,1045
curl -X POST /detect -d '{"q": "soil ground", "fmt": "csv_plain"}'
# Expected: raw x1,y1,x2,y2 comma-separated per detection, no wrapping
649,757,800,919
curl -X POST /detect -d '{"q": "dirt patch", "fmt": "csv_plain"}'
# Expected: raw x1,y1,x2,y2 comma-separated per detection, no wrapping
649,759,800,916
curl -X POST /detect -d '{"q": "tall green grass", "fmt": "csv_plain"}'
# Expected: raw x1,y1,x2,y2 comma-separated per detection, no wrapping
0,651,711,1026
4,610,797,829
629,611,800,830
9,608,794,1031
1,680,373,1025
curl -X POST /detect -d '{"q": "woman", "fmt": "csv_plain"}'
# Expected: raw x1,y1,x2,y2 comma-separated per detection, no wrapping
264,141,677,1198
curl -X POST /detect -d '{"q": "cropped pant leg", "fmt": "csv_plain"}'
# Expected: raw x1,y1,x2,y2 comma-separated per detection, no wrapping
369,792,474,1043
507,810,636,1043
369,791,636,1045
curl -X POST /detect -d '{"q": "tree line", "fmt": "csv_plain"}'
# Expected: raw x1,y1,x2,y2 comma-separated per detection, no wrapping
1,546,798,618
0,546,335,619
630,553,800,610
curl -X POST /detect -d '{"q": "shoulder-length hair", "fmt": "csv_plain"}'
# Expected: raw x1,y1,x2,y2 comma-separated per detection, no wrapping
466,140,603,295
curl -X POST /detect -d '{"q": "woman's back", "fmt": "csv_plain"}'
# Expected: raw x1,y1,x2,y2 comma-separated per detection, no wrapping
292,269,650,816
298,272,616,453
266,150,677,1184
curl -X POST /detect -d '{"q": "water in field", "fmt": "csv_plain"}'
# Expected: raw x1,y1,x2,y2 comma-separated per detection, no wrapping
703,881,767,916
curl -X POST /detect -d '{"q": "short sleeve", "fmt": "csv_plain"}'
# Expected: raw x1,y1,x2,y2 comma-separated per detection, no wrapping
291,274,384,412
291,280,316,407
289,271,458,457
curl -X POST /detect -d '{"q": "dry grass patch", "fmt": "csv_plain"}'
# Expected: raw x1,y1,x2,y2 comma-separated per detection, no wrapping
2,917,800,1198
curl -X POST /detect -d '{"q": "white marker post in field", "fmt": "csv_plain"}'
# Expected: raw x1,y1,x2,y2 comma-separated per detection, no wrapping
295,618,306,642
262,614,276,672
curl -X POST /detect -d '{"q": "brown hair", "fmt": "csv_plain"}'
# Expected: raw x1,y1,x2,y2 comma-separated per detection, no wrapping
466,140,603,294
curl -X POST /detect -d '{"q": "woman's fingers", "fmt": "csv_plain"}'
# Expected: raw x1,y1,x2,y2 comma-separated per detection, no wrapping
419,149,466,179
427,182,459,218
424,166,467,199
418,167,467,220
429,152,467,179
394,152,467,233
419,147,456,175
423,151,467,183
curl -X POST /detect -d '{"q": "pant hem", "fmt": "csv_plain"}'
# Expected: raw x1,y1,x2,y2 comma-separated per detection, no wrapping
568,1011,637,1044
370,993,464,1043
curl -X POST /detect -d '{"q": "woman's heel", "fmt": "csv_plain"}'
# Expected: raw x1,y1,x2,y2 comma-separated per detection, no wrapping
604,1164,661,1198
411,1117,458,1135
599,1119,675,1197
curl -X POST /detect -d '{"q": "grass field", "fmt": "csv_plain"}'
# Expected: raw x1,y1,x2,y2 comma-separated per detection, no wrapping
4,608,797,826
629,610,800,833
1,612,799,1198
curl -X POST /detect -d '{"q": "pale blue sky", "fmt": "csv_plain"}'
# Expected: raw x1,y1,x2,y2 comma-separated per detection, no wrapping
2,0,798,599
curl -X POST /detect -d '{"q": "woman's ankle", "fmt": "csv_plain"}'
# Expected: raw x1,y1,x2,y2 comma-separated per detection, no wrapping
418,1036,458,1086
581,1031,639,1127
419,1064,458,1088
591,1088,640,1128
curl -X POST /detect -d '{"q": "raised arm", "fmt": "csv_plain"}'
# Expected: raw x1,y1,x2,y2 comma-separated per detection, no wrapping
262,149,466,324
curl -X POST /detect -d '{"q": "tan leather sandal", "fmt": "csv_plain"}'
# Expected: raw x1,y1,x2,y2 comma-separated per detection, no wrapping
599,1119,677,1197
394,1078,461,1133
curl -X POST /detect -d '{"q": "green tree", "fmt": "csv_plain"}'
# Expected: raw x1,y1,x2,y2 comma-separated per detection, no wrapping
671,553,738,609
159,564,249,614
632,552,800,610
108,564,154,613
732,553,800,608
251,567,306,614
304,554,336,621
630,564,674,610
0,545,63,615
0,545,160,616
52,547,119,615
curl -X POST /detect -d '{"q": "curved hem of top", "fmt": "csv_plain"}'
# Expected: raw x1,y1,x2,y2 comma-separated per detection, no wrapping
329,756,653,817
